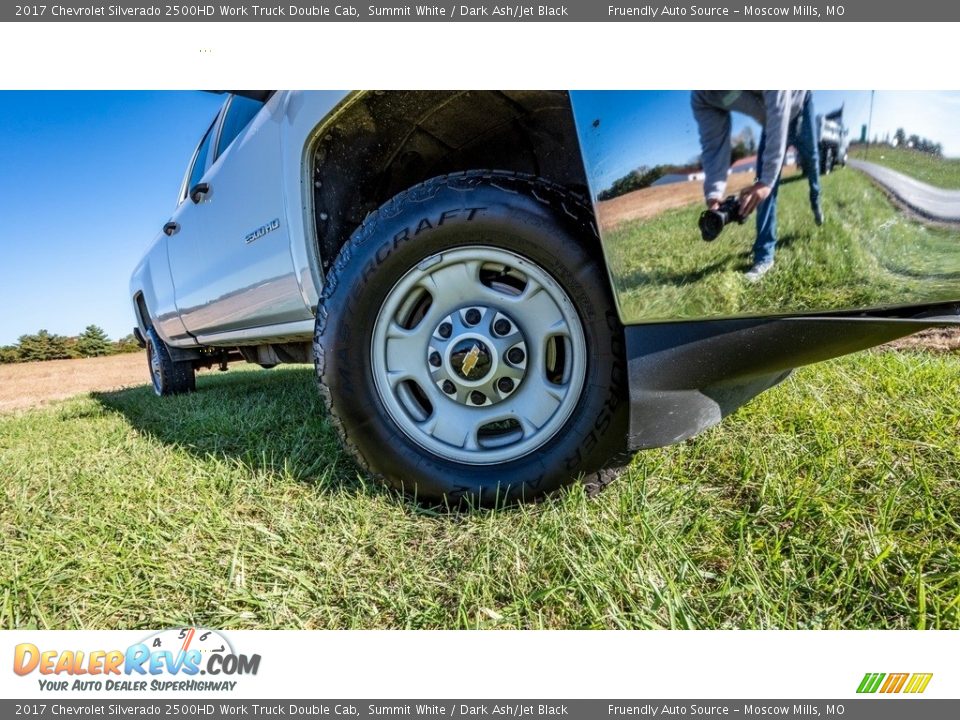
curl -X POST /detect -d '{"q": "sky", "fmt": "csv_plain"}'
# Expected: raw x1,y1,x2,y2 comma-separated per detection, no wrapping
572,90,960,192
2,90,959,346
0,91,224,345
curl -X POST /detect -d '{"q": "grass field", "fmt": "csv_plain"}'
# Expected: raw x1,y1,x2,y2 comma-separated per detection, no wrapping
1,350,958,630
604,168,960,322
849,145,960,189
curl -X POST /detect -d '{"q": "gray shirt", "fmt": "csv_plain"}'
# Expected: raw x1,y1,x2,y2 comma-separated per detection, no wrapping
691,90,809,201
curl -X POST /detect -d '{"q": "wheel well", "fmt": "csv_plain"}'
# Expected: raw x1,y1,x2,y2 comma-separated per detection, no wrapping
310,91,592,273
133,292,152,331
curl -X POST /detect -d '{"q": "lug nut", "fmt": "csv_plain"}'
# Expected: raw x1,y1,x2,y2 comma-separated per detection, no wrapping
507,347,525,364
497,377,514,393
470,391,486,405
429,351,442,367
438,322,452,339
493,318,511,336
442,380,456,395
465,308,481,325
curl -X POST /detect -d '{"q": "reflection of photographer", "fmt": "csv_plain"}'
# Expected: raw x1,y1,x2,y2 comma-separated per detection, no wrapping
692,91,823,281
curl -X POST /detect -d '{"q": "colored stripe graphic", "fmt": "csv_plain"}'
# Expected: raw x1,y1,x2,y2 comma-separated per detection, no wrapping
880,673,909,693
904,673,934,694
857,673,885,693
857,672,932,694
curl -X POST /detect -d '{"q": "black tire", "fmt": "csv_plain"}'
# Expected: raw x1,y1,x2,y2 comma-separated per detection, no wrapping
145,326,195,396
314,171,630,506
820,147,834,175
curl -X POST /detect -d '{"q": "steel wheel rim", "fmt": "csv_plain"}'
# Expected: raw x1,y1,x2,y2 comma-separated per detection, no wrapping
371,246,587,465
147,340,163,395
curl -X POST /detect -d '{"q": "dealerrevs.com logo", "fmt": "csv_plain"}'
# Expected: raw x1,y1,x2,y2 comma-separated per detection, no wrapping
13,628,260,693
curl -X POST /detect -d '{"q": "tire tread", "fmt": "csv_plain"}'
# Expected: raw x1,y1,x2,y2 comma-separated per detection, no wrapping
313,170,627,501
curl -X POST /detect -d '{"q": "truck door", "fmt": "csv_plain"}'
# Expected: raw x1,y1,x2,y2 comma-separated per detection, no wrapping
166,93,312,339
155,111,219,344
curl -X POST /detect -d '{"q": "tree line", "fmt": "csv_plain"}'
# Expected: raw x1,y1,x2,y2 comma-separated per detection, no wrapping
893,128,943,157
0,325,141,364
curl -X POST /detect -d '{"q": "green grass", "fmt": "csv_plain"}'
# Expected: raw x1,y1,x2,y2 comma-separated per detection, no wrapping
850,145,960,189
605,169,960,322
2,352,958,630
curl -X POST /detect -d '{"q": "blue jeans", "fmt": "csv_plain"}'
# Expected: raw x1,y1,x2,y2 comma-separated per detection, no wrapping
793,94,822,210
752,95,821,265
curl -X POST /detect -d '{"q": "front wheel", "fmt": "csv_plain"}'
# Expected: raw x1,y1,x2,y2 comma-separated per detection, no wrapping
144,326,195,396
314,172,629,505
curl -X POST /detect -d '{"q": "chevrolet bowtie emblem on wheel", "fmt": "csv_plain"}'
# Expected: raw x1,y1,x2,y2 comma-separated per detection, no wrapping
461,344,481,377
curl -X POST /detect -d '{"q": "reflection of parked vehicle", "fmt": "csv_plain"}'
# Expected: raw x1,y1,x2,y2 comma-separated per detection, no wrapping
817,106,850,174
131,91,960,505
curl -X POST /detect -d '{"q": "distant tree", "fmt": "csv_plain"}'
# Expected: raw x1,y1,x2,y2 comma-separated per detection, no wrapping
732,126,757,157
0,345,20,364
17,329,71,362
598,160,705,201
76,324,112,357
65,335,82,359
115,333,142,354
917,137,943,156
894,127,906,147
598,166,659,201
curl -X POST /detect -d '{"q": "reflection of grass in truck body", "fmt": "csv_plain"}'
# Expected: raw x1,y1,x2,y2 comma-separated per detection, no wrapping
850,145,960,189
605,170,960,323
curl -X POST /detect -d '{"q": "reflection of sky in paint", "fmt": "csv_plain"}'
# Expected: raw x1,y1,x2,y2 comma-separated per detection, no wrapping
821,90,960,155
572,91,960,192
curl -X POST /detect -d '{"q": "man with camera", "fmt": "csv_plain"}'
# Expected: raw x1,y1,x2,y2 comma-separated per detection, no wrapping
692,90,823,281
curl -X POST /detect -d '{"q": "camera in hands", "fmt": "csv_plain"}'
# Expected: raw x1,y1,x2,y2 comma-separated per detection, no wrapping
699,195,746,241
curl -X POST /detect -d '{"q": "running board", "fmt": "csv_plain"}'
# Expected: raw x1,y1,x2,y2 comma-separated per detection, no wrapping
623,309,959,450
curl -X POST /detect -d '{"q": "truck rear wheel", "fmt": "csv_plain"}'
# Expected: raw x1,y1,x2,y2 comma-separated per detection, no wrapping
820,147,835,175
145,327,196,396
314,171,629,505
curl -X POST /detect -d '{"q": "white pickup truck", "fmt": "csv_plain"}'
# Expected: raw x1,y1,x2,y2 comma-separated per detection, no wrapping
131,90,960,504
817,106,850,173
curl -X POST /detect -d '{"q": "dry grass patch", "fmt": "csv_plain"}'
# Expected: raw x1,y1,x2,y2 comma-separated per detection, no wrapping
0,353,147,413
